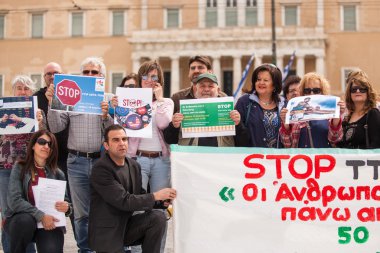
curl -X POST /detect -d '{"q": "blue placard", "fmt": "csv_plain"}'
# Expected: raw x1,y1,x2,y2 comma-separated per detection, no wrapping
52,74,105,115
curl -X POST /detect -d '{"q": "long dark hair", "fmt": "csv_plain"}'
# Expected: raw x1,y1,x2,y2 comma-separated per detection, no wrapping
247,64,282,104
18,130,59,180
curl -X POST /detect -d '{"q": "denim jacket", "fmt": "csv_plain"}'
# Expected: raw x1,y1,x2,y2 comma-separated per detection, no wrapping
5,162,67,222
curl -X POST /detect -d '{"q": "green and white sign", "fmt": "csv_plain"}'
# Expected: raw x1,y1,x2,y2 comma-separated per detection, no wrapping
180,97,235,138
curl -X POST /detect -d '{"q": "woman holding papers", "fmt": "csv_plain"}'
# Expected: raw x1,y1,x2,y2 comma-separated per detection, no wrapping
279,72,345,148
4,130,72,253
235,63,285,147
337,69,380,148
0,75,45,253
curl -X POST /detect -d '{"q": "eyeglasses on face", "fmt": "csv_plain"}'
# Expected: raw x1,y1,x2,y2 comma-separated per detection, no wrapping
82,70,100,75
123,84,135,88
303,88,321,95
44,72,60,77
36,138,52,148
142,75,159,82
350,86,368,94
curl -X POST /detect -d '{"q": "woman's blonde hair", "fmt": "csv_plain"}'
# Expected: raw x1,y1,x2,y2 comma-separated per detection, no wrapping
345,69,377,113
299,72,330,95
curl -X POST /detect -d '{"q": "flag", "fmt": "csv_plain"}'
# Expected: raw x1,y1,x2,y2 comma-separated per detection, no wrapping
282,50,296,83
233,53,255,103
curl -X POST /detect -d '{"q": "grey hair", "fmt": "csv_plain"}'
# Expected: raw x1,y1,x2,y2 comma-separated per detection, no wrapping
12,75,37,92
80,56,107,77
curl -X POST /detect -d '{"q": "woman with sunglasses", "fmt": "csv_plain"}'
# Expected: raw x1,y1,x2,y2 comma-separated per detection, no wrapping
279,72,345,148
120,73,138,88
235,63,285,147
0,75,45,253
4,130,72,253
337,70,380,148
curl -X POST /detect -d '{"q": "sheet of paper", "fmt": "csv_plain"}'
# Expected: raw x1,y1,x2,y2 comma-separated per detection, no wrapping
32,178,67,228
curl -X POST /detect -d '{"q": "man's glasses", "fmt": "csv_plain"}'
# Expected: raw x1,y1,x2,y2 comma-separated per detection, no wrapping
36,138,52,148
82,70,100,75
303,88,322,95
350,86,368,93
142,75,159,82
44,72,60,77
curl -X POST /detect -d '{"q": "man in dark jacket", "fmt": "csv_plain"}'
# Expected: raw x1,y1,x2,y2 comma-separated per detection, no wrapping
89,124,177,253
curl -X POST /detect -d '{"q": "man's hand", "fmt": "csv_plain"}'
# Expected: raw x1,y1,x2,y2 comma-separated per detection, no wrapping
172,113,184,128
45,83,55,105
36,109,43,124
55,201,69,213
41,214,59,231
101,101,109,120
229,110,241,125
111,96,118,108
153,188,177,201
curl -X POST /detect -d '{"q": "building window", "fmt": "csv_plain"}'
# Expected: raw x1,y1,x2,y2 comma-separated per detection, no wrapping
31,13,43,38
71,12,83,37
111,73,124,94
30,74,42,89
226,0,237,26
342,5,357,31
166,9,180,28
246,0,258,26
0,74,3,96
283,5,298,26
206,0,218,27
0,15,4,39
112,11,125,36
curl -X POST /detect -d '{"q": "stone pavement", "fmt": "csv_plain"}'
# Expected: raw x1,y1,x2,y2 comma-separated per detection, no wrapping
0,217,174,253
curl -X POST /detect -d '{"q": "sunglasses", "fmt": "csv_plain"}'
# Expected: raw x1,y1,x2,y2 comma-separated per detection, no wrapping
123,84,135,88
350,86,368,93
36,138,52,148
303,88,321,95
82,70,100,75
142,75,159,82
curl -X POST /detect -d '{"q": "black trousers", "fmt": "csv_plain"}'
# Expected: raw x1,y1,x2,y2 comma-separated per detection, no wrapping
98,210,166,253
5,213,64,253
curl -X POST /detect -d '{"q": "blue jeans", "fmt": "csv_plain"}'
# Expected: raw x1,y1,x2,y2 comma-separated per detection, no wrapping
131,156,171,253
67,154,97,253
0,169,35,253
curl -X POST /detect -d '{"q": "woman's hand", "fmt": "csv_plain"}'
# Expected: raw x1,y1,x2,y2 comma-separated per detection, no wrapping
332,100,346,127
41,214,59,230
229,110,241,125
153,83,164,102
101,101,109,120
55,201,69,213
36,109,43,124
1,114,8,122
45,84,55,105
111,96,118,108
280,108,290,130
9,114,21,122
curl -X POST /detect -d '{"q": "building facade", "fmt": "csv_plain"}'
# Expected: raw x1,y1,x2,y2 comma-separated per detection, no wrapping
0,0,379,97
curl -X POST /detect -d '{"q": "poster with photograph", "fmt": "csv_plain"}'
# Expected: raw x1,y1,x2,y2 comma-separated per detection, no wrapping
180,97,235,138
114,88,153,138
51,74,105,115
0,96,38,135
285,95,340,124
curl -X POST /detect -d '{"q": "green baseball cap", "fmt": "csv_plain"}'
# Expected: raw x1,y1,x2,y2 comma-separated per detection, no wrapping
195,73,218,85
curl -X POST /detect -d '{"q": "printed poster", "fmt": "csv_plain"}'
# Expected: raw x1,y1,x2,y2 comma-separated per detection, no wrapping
180,97,235,138
285,95,340,124
52,74,105,115
114,88,153,138
0,96,38,135
171,145,380,253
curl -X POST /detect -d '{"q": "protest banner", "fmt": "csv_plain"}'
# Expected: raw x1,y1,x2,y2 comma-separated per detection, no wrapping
285,95,340,124
180,97,235,138
171,145,380,253
0,96,38,135
114,87,153,138
52,74,105,114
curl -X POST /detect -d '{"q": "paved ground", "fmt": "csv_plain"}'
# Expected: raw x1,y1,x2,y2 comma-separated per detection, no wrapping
0,217,174,253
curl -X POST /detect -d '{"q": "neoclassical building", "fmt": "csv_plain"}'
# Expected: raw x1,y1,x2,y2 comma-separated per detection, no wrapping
0,0,379,96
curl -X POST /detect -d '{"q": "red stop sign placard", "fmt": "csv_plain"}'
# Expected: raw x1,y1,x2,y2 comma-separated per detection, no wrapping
56,79,82,106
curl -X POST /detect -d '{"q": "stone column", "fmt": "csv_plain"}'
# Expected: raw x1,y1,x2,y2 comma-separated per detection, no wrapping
254,55,262,68
171,56,180,94
317,0,324,27
316,55,325,76
237,0,245,27
212,56,222,89
199,0,206,28
132,57,140,73
233,55,242,93
141,0,147,29
276,55,284,74
218,0,226,28
296,55,305,77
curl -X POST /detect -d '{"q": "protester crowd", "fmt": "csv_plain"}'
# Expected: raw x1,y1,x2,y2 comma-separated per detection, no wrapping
0,55,379,253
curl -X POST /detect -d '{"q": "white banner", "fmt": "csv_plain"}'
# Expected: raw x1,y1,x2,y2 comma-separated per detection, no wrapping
171,146,380,253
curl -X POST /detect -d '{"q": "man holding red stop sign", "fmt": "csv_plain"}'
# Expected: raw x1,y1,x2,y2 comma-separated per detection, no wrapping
46,57,113,253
